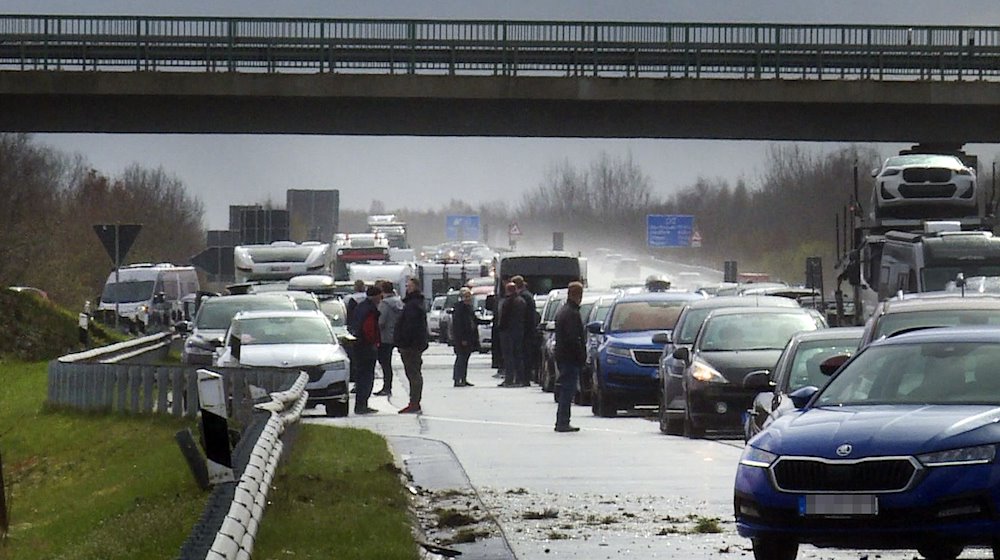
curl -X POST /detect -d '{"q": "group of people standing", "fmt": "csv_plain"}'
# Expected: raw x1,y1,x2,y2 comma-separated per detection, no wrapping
345,277,429,415
343,273,587,433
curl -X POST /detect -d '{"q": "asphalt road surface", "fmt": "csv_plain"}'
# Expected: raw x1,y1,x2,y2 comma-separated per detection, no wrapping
308,344,993,560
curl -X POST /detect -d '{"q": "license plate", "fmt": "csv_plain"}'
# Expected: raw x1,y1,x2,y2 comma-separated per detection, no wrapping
269,265,290,272
799,494,878,517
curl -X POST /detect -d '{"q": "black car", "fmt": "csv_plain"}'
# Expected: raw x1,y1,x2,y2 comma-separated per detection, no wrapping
669,306,819,438
742,326,862,442
657,295,802,435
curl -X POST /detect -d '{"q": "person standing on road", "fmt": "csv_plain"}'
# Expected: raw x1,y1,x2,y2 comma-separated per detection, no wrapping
348,285,382,415
395,277,429,414
344,279,367,389
375,280,403,396
451,287,479,387
512,275,538,387
554,281,586,432
497,281,526,387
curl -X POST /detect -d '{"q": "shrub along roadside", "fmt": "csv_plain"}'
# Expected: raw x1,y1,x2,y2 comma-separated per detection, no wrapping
0,361,206,559
253,425,419,560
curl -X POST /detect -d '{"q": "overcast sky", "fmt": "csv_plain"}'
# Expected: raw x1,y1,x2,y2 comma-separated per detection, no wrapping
6,1,1000,229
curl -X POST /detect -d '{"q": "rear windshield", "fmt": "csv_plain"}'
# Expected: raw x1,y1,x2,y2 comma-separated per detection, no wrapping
608,300,688,332
196,297,296,329
875,309,1000,339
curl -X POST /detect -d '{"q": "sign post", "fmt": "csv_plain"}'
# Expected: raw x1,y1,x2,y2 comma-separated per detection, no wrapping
646,215,694,248
93,224,142,329
508,222,522,250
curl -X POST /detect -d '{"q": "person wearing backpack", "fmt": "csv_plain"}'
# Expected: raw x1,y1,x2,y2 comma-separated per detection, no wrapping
395,277,429,414
348,285,382,415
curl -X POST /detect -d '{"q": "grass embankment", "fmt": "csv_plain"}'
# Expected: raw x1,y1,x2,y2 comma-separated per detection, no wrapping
254,426,419,560
0,362,205,560
0,290,418,559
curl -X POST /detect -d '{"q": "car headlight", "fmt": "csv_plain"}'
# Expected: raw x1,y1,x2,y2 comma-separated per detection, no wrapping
607,346,631,358
690,360,727,383
881,168,900,177
956,167,973,176
322,360,348,372
917,444,996,467
740,446,778,468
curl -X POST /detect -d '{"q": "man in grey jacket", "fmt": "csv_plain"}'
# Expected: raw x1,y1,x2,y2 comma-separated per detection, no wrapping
375,280,404,396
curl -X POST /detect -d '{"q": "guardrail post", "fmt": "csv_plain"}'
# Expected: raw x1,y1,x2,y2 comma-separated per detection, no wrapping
185,369,200,418
142,366,155,413
129,366,141,413
198,369,235,485
171,368,184,417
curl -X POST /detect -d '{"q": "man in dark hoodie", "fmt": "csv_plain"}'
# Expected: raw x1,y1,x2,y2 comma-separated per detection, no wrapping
348,285,382,415
395,277,429,414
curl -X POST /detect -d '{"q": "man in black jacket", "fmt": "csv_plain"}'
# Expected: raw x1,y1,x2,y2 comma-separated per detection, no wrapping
395,277,429,414
553,281,586,432
451,287,479,387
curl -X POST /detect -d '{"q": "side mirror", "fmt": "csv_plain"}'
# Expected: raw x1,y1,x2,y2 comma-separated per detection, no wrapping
485,294,496,312
789,386,819,409
229,333,242,361
544,320,556,332
651,332,671,345
446,307,455,315
743,370,772,391
819,354,850,376
672,347,690,363
870,167,880,178
586,321,603,335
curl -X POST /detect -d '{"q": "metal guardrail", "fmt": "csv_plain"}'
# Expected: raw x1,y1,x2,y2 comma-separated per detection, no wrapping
2,15,1000,79
59,331,173,364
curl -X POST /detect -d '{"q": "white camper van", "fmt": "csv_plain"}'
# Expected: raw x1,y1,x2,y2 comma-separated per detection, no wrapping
98,263,199,330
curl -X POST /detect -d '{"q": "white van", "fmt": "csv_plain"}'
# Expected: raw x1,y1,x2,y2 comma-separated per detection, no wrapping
98,263,199,330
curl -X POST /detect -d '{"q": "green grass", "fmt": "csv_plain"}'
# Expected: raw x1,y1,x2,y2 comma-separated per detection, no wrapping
0,361,206,560
253,425,418,560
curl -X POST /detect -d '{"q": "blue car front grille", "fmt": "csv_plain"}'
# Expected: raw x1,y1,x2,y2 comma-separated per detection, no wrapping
772,457,919,493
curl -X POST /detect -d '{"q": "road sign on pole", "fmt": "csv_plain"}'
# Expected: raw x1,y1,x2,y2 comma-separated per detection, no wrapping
445,215,481,241
93,224,142,330
93,224,142,267
646,215,694,248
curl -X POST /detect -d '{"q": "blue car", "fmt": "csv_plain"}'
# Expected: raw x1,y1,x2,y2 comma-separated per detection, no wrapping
735,327,1000,560
587,291,704,417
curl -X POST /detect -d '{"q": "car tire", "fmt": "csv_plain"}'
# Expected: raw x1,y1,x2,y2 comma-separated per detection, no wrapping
683,396,704,438
591,370,617,418
543,361,556,393
751,537,798,560
916,543,963,560
326,398,349,418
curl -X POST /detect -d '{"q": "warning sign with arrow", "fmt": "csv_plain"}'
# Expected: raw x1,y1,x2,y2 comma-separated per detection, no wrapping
691,229,703,248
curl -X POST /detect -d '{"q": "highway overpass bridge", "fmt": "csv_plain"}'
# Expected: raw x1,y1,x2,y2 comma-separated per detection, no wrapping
2,15,1000,141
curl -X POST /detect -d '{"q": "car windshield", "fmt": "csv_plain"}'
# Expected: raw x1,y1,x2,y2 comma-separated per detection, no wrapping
785,340,860,392
816,341,1000,406
700,313,817,351
875,309,1000,339
608,300,688,332
196,297,296,329
590,301,613,323
676,308,712,344
319,299,346,326
884,154,962,169
233,316,335,345
292,296,319,311
101,280,155,304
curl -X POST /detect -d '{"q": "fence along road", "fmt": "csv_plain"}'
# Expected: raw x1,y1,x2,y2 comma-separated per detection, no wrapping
3,16,1000,79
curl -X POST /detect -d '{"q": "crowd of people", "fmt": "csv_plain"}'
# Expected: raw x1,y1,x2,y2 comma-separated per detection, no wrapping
343,273,584,433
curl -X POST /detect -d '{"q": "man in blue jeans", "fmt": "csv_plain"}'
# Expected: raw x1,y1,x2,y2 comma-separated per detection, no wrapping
554,281,586,432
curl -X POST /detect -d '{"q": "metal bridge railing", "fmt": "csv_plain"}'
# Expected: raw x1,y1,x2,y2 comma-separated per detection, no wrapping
2,15,1000,80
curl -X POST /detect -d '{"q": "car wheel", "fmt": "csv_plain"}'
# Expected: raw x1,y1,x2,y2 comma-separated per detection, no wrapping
917,543,963,560
591,370,617,418
683,395,704,438
544,361,556,393
751,537,798,560
326,398,349,418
